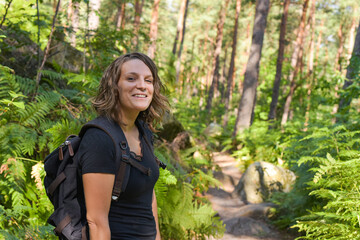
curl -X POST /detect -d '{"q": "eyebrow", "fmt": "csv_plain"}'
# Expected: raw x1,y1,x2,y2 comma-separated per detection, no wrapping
125,72,153,78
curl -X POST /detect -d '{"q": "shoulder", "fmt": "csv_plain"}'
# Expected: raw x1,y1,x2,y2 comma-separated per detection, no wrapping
81,127,112,145
77,128,116,174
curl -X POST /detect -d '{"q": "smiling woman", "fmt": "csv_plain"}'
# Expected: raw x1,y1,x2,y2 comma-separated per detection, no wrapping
93,52,169,131
77,52,169,240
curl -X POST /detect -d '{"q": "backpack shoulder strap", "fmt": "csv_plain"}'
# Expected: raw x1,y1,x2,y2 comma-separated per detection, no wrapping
136,120,167,169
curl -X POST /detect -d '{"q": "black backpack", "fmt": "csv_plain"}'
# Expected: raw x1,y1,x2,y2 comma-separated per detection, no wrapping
44,116,165,240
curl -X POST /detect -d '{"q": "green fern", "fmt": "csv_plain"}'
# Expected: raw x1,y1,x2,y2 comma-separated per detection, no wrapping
18,91,60,127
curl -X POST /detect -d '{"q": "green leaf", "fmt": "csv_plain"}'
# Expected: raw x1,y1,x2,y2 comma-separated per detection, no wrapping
13,102,25,109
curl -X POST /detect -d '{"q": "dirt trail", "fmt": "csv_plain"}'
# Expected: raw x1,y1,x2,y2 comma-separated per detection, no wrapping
206,152,295,240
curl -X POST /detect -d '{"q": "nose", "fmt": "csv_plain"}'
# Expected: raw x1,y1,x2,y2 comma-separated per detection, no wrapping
136,78,146,90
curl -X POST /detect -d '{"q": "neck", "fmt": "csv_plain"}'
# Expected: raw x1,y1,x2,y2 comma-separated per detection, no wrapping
118,110,139,132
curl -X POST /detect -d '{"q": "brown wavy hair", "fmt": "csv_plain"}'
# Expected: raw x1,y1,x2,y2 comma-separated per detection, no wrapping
92,52,169,130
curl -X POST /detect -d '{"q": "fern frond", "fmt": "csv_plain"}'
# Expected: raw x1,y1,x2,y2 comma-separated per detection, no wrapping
18,91,60,127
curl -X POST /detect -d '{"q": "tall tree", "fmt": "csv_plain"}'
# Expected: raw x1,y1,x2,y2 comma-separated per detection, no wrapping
304,0,316,131
89,0,101,31
115,0,126,31
337,19,360,117
347,16,357,64
147,0,161,59
175,0,189,83
267,0,290,123
334,23,345,72
132,0,145,49
205,0,230,115
281,0,310,126
67,0,80,47
223,0,241,127
233,0,270,136
172,0,188,56
36,0,61,89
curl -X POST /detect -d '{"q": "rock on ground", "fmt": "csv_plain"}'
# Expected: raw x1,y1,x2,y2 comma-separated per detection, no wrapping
206,152,295,240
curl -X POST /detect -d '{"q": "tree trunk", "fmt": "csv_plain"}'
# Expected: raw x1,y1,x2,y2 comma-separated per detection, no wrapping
205,0,230,116
147,0,161,59
233,0,270,136
175,0,189,83
337,19,360,116
223,0,241,127
334,24,344,72
267,0,290,123
89,0,101,31
35,0,61,89
172,0,188,56
69,1,80,47
115,0,126,31
304,0,316,131
315,19,324,68
36,0,41,67
132,0,145,50
281,0,309,126
347,17,357,65
240,14,253,77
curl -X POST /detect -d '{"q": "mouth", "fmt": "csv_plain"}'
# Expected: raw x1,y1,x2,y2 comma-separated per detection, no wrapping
132,94,147,98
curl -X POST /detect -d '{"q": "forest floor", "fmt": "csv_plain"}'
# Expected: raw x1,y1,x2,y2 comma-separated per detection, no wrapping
206,152,296,240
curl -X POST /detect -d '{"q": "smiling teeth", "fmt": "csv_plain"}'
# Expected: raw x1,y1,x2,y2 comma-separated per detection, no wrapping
134,94,146,98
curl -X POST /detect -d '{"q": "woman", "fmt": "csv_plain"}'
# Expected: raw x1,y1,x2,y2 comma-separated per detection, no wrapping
76,52,169,239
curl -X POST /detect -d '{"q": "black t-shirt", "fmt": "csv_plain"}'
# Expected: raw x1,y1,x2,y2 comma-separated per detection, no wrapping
77,123,159,239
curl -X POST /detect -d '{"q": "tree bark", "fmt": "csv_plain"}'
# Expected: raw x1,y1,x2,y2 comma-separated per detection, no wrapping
223,0,241,127
267,0,290,123
115,0,126,31
68,1,80,47
205,0,230,116
147,0,161,59
315,19,324,68
304,0,316,131
172,0,188,56
337,19,360,116
175,0,189,83
132,0,145,50
240,13,253,77
334,24,344,72
35,0,61,89
233,0,270,136
89,0,101,31
281,0,309,126
347,17,357,64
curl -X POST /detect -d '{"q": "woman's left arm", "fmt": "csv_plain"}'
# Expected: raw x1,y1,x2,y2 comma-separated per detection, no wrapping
152,190,161,240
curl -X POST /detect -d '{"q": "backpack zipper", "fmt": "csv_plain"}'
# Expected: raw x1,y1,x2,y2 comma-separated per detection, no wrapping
58,141,74,161
65,141,74,156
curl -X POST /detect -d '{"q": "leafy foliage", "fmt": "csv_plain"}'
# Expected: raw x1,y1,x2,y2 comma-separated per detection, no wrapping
154,147,225,240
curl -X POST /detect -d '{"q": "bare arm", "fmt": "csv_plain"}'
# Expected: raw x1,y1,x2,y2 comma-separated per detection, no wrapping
83,173,115,240
152,190,161,240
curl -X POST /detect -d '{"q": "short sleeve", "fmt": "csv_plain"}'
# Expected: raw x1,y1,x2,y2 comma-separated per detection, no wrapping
77,128,116,175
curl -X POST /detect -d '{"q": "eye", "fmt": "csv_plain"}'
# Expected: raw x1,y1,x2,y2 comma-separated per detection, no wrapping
127,77,135,81
145,79,153,84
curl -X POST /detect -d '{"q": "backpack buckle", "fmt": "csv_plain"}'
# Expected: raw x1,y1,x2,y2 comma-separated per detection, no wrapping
122,154,130,163
120,141,127,150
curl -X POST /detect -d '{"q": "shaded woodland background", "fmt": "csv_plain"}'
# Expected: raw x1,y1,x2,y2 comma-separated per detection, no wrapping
1,0,360,239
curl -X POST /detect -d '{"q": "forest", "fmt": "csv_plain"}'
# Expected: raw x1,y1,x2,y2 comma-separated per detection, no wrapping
0,0,360,239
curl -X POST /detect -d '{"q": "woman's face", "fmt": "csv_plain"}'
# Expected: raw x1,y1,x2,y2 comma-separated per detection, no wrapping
117,59,154,115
